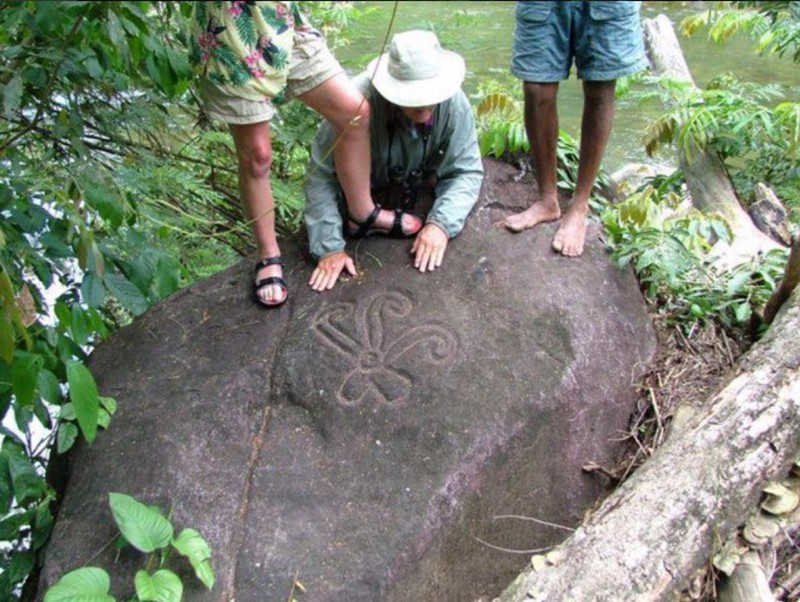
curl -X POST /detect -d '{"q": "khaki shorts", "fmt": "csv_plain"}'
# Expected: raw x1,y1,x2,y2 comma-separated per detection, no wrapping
200,30,345,125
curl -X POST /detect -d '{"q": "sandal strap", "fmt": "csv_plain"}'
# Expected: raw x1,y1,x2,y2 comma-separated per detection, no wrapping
254,256,283,273
346,204,382,239
255,276,287,291
390,209,405,237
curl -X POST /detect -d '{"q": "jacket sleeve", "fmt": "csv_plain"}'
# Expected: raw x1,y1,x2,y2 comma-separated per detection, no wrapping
303,119,347,261
425,91,484,238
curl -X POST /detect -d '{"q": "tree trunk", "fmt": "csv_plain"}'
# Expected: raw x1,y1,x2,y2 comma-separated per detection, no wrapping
641,16,782,268
494,287,800,601
750,182,792,246
642,14,694,83
763,236,800,326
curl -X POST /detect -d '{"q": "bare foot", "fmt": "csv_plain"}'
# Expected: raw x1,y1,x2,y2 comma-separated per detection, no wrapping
552,206,589,257
255,262,287,306
499,201,561,233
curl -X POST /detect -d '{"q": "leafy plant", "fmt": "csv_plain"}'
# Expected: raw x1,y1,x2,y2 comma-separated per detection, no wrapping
44,492,214,602
662,2,800,217
601,180,788,331
640,75,800,212
682,1,800,64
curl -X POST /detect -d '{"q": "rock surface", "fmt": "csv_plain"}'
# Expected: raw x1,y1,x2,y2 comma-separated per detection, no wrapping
37,158,656,601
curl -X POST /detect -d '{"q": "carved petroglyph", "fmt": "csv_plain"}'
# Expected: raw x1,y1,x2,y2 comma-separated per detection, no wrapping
312,290,457,406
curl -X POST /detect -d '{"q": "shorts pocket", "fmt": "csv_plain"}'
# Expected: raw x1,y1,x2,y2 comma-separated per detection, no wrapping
589,1,639,21
516,1,556,23
292,29,323,60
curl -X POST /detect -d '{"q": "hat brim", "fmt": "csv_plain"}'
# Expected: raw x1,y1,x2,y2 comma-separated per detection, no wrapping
367,50,466,107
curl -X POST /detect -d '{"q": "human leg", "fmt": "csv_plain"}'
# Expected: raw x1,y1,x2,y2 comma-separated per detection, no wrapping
288,29,420,237
229,121,286,306
501,81,562,232
551,0,648,256
298,74,421,236
504,1,572,233
551,78,616,257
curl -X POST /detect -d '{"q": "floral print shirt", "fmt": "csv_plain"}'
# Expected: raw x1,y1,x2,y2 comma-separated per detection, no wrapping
189,1,311,101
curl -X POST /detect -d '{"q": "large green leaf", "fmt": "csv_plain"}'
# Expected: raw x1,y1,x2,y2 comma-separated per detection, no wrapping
2,74,23,119
5,449,45,505
0,454,11,513
0,310,14,363
10,352,41,408
56,422,79,454
172,528,215,590
66,360,99,443
80,271,106,309
37,369,62,405
108,492,173,553
104,271,149,316
69,306,93,347
9,549,35,584
134,569,183,602
32,500,55,550
43,567,115,602
152,256,180,299
85,185,125,230
0,508,29,539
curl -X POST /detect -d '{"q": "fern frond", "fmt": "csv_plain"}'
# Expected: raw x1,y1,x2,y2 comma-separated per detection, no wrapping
476,92,517,117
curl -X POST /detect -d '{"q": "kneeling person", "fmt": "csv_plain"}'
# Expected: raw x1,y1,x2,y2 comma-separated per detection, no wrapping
304,30,484,291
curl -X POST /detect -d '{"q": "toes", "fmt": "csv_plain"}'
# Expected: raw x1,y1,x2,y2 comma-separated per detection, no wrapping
405,214,422,235
258,284,286,305
255,264,286,305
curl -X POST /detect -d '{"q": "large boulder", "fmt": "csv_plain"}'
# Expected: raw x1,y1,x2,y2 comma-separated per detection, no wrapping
36,158,656,601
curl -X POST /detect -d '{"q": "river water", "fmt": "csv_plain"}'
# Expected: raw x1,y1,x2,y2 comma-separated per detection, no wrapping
337,1,799,172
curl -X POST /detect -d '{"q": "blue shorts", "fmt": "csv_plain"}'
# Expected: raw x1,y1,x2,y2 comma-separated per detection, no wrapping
511,1,648,82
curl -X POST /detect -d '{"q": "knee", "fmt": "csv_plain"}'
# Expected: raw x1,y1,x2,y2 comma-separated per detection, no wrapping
240,142,273,179
583,81,616,105
523,82,557,106
354,98,370,125
334,98,371,132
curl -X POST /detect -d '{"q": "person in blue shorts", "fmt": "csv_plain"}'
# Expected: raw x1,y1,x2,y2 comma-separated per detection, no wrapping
500,1,648,257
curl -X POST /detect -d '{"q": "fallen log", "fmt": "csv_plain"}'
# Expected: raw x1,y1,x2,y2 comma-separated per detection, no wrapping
494,286,800,601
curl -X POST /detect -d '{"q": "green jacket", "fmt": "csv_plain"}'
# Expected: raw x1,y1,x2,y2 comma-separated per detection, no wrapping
304,73,484,261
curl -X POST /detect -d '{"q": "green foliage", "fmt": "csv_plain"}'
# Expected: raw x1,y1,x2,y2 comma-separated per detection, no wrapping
43,567,114,602
682,1,800,63
602,179,788,331
0,1,206,597
661,3,800,217
641,75,800,213
0,2,366,597
44,493,214,601
474,87,529,158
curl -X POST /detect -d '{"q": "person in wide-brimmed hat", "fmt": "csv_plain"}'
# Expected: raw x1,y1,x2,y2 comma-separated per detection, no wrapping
304,30,484,291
